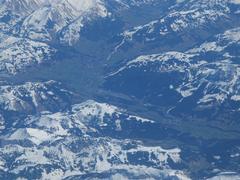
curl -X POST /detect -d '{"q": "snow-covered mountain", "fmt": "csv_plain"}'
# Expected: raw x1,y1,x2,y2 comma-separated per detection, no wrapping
105,27,240,120
0,100,188,179
0,0,109,74
107,0,240,61
0,0,173,74
0,34,54,74
0,0,240,179
0,80,71,112
0,0,164,44
19,0,108,43
0,80,72,132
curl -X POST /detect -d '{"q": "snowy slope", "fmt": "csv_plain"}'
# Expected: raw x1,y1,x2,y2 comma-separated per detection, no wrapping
0,80,71,112
0,0,239,179
0,0,109,74
0,100,188,179
0,0,165,74
105,27,240,118
0,0,182,74
0,80,72,132
107,0,240,61
19,0,108,43
0,34,54,74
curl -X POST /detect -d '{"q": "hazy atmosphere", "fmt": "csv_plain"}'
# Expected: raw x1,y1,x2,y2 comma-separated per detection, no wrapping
0,0,240,179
